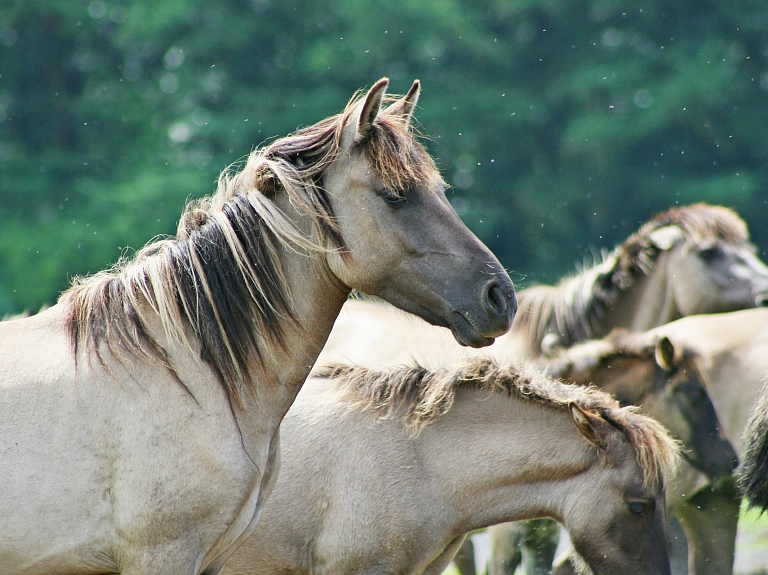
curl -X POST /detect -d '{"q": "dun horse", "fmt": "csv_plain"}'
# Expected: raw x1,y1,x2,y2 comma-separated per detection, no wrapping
0,79,516,575
222,358,678,575
635,308,768,575
318,203,768,372
486,331,737,575
315,203,768,575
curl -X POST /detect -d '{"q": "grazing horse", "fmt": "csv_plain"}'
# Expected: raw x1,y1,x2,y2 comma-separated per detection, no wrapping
314,203,768,575
632,308,768,575
221,358,678,575
0,79,516,575
487,330,737,575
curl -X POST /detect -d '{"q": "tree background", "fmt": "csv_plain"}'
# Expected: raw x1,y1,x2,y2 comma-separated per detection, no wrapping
2,0,768,313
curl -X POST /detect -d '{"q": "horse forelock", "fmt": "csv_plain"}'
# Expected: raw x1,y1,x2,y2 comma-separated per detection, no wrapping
518,203,750,351
358,111,445,194
318,358,679,486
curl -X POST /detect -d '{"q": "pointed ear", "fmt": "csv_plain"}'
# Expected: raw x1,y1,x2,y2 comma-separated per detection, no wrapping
354,78,389,143
569,402,605,448
384,79,420,126
654,336,675,371
648,225,684,251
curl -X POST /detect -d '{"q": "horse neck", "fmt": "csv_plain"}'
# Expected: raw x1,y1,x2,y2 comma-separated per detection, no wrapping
597,249,680,333
249,195,351,410
420,388,596,532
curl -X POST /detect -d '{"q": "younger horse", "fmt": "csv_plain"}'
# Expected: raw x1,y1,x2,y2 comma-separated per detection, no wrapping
487,331,737,575
222,358,678,575
0,79,516,575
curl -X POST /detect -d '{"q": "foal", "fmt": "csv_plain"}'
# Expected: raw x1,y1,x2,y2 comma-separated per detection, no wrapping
223,358,677,575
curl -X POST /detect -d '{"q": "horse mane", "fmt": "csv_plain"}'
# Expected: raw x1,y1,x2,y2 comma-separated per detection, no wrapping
518,203,750,349
316,358,678,488
739,378,768,511
543,329,698,384
61,89,441,407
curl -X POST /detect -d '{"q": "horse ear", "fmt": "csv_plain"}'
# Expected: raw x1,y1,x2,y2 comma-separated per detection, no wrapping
569,402,604,448
648,225,684,251
654,336,675,371
384,79,420,126
354,77,389,143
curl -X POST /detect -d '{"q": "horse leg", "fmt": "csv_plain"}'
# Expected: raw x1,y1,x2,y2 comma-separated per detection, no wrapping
674,482,740,575
520,517,560,575
488,522,523,575
452,535,477,575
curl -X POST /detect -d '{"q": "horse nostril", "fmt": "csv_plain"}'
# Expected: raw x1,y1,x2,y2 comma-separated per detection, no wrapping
482,279,517,322
756,294,768,307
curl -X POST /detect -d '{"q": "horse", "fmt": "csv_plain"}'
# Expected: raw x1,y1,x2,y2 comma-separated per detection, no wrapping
551,309,768,575
0,79,517,575
314,202,768,575
317,203,768,373
638,308,768,575
486,330,737,575
221,358,679,575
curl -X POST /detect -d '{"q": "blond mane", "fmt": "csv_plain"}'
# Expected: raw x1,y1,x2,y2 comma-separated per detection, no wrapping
316,358,678,488
518,203,750,348
61,89,441,408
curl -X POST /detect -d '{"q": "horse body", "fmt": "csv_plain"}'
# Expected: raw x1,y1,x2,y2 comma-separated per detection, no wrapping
550,309,768,575
222,360,676,575
0,80,516,575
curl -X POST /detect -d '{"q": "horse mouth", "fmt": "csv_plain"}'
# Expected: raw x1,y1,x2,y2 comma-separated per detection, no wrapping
449,311,495,348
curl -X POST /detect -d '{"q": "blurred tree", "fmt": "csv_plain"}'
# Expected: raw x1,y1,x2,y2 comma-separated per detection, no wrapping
1,0,767,311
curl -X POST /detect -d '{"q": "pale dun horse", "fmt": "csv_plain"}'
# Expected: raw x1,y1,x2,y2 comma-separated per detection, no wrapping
315,203,768,575
222,358,679,575
0,79,517,575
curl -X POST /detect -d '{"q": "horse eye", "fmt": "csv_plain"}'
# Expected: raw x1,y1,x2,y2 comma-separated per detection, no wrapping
627,500,653,517
382,189,406,207
698,246,724,262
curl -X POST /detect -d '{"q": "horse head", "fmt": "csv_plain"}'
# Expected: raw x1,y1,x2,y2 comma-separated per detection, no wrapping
560,403,674,575
546,331,737,482
322,79,517,347
642,204,768,316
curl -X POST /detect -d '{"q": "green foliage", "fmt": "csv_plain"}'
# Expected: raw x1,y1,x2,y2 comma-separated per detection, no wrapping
1,0,768,311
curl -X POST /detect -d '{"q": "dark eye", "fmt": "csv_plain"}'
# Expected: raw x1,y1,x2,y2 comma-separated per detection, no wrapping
382,189,406,207
627,500,654,517
699,245,724,262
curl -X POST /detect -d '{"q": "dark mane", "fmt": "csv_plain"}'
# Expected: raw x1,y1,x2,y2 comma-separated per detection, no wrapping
316,358,678,487
517,203,750,349
61,89,439,407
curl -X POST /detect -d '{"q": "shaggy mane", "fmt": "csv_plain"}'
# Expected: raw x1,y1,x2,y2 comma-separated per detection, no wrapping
61,87,441,407
517,203,750,349
544,329,698,384
317,358,678,488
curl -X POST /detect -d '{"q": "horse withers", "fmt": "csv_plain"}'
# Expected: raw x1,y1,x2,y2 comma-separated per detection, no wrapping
222,358,678,575
0,80,515,575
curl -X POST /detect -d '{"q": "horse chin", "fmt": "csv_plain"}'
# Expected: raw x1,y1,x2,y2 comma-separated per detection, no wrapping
449,311,495,348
